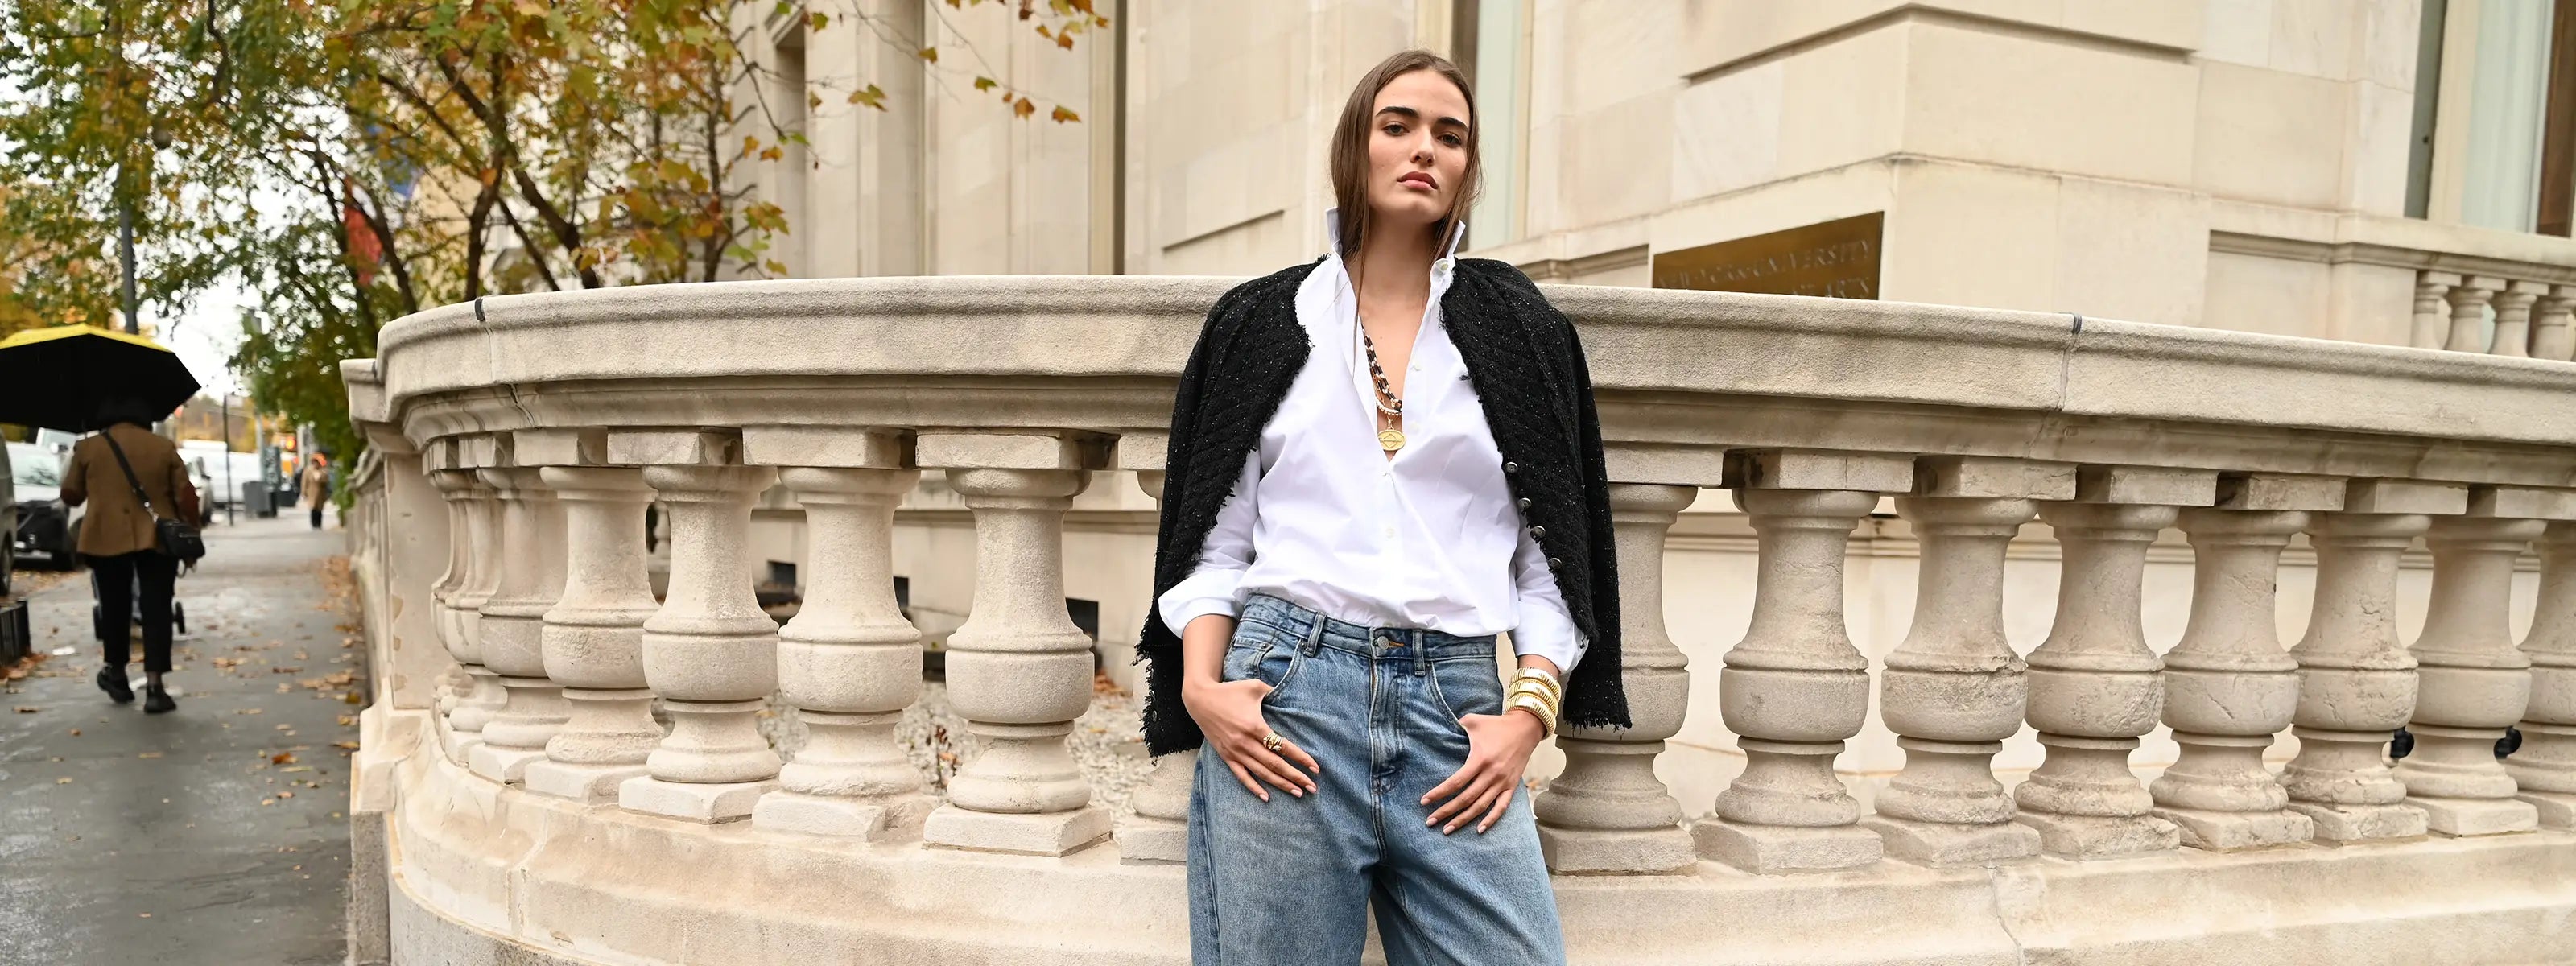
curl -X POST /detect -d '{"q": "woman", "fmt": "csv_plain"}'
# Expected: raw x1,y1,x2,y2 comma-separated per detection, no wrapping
301,452,331,529
60,402,199,713
1140,50,1626,964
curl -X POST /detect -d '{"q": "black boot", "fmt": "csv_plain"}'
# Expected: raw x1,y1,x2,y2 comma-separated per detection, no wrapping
143,682,176,714
97,666,134,704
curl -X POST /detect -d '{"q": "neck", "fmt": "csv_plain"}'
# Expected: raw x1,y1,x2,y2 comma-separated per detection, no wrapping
1350,218,1443,302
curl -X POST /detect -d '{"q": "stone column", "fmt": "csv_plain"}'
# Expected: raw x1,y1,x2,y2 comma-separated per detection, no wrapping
2443,275,2497,353
2396,487,2565,835
2512,521,2576,828
2489,281,2547,358
1694,450,1910,873
1114,458,1197,864
469,455,572,783
2530,285,2576,362
433,444,507,758
917,432,1110,857
2016,467,2213,859
2149,474,2342,850
1537,482,1699,874
424,464,484,746
615,431,783,823
520,429,665,803
2283,479,2464,843
746,427,933,839
1863,457,2071,865
2412,271,2461,350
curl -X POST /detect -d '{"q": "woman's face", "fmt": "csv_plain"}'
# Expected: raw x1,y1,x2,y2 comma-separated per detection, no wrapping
1364,69,1471,237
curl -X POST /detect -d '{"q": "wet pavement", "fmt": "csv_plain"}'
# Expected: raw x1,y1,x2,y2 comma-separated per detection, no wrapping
2,513,361,965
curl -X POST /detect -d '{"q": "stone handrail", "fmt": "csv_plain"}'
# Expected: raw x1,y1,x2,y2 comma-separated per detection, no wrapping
336,276,2576,965
2209,204,2576,359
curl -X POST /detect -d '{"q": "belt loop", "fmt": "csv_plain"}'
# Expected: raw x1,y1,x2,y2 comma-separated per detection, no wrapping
1412,630,1430,675
1302,609,1325,656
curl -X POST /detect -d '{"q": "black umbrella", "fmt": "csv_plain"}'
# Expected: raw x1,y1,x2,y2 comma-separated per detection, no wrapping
0,324,203,431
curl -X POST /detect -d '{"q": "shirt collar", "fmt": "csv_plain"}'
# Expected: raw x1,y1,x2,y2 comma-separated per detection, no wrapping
1324,208,1467,266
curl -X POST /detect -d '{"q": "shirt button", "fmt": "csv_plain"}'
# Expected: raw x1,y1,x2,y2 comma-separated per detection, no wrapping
1383,526,1396,539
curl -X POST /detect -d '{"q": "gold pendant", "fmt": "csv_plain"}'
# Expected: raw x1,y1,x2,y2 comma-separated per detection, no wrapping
1378,427,1406,452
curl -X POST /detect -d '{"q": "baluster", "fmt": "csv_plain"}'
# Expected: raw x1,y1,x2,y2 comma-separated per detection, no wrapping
1115,457,1196,864
917,432,1110,856
438,443,508,757
2017,466,2212,859
746,427,933,839
2396,487,2565,834
2511,521,2576,828
2491,281,2546,358
614,431,783,823
1694,450,1909,873
2283,480,2463,842
2149,474,2341,850
2444,276,2497,353
519,429,664,803
2412,271,2459,350
2531,285,2576,361
1864,457,2070,865
469,453,572,783
425,463,481,753
1538,481,1699,874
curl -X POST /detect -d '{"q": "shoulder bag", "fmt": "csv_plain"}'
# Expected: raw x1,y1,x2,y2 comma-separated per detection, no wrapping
101,431,207,562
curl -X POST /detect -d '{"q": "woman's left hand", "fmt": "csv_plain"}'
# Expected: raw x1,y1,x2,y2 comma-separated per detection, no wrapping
1422,708,1547,835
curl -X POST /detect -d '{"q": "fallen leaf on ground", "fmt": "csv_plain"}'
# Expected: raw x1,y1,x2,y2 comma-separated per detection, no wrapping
68,729,80,736
271,667,303,675
138,752,161,759
270,752,297,765
235,708,262,715
13,707,37,713
260,799,275,806
333,741,360,750
278,791,294,799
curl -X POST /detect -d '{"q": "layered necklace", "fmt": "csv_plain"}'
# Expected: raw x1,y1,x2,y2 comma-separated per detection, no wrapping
1360,324,1406,452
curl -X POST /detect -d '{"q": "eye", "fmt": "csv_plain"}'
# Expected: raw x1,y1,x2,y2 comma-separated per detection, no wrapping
1439,133,1463,147
1381,122,1406,137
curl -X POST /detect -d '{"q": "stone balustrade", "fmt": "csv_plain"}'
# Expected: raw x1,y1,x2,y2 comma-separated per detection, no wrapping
335,279,2576,965
2415,271,2576,359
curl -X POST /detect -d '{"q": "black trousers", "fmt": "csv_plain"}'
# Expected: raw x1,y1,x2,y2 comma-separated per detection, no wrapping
310,505,324,529
86,551,178,673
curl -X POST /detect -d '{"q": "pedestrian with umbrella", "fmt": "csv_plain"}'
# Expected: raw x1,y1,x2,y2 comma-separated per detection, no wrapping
0,324,204,712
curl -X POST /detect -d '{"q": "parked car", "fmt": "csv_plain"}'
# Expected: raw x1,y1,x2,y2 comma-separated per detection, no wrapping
10,440,80,569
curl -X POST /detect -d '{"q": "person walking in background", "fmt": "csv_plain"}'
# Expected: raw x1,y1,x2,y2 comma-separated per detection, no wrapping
301,452,330,529
60,402,200,714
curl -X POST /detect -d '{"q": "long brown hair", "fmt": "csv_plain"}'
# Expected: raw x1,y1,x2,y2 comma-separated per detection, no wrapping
1329,50,1480,259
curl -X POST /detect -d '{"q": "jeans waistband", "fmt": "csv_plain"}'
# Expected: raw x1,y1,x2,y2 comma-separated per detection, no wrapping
1238,593,1497,663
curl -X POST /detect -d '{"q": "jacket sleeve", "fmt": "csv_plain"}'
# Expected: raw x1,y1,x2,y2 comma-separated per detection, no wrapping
1154,447,1258,634
60,443,88,508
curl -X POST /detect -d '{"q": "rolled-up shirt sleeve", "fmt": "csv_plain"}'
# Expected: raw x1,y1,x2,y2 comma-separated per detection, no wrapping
1155,448,1261,634
1508,525,1587,674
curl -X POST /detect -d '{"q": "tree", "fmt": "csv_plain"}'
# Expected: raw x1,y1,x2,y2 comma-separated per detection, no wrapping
2,0,1104,468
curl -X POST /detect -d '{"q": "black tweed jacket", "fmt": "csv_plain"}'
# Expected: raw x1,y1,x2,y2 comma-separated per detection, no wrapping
1137,258,1629,756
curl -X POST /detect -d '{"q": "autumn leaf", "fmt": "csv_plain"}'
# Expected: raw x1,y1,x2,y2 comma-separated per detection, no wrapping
271,752,297,766
849,84,888,110
1056,31,1076,50
974,76,999,93
1013,97,1038,119
809,10,829,32
919,47,939,63
1052,105,1080,123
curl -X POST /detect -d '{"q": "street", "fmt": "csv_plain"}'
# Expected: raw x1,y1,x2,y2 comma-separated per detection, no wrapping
1,512,359,965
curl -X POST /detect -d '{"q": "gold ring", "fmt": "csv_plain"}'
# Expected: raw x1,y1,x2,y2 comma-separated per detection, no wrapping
1261,731,1284,753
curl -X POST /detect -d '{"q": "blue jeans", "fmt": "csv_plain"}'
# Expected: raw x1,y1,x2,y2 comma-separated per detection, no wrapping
1187,594,1567,965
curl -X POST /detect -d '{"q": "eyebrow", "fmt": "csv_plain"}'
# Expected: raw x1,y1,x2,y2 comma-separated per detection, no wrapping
1375,105,1468,130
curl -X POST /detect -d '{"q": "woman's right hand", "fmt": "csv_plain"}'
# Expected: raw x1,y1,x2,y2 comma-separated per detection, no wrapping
1183,674,1320,803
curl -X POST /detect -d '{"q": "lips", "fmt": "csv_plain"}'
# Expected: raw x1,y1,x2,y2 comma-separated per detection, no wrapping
1398,172,1438,191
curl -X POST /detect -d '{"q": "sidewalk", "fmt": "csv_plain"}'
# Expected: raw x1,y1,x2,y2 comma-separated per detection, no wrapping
1,512,361,965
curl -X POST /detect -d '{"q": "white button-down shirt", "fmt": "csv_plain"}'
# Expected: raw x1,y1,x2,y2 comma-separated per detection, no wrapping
1154,219,1587,672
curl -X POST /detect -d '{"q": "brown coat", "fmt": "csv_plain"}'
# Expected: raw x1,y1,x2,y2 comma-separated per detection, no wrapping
300,458,330,506
60,423,200,558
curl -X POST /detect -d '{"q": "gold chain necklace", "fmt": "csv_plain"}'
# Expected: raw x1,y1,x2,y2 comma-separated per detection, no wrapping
1361,328,1406,452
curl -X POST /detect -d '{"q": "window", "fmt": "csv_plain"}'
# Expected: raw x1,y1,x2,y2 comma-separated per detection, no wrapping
1453,0,1529,251
2411,0,2576,234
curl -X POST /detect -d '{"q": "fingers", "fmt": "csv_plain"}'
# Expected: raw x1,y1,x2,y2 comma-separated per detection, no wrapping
1224,758,1269,802
1237,742,1311,796
1278,736,1323,776
1425,771,1500,830
1476,785,1515,834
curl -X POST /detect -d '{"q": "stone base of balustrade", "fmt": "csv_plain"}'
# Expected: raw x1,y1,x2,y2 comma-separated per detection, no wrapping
618,776,778,824
2408,795,2541,837
468,744,550,785
1113,815,1188,865
922,803,1113,857
2014,811,2180,861
2151,807,2316,852
365,713,2576,966
2289,801,2430,844
522,761,649,805
1860,815,2041,867
2522,791,2576,830
752,791,930,840
1538,824,1698,875
1691,819,1884,874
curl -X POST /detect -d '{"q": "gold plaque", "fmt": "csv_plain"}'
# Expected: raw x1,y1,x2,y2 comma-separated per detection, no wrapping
1651,212,1883,299
1378,428,1406,452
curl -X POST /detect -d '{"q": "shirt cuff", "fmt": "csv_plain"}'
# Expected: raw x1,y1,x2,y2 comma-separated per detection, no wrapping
1155,567,1245,635
1510,598,1588,675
